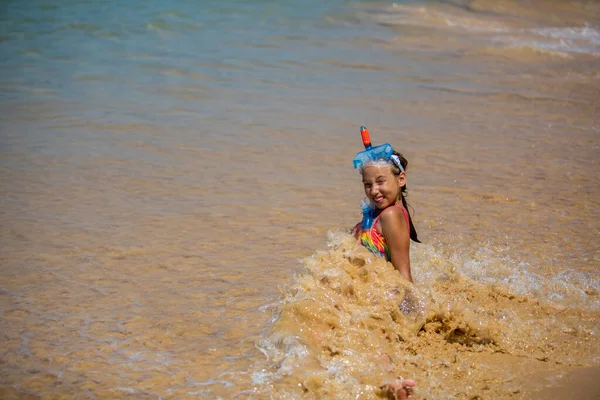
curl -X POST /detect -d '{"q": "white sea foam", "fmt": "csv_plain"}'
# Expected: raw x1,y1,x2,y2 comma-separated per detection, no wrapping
529,25,600,55
379,3,600,56
533,26,600,43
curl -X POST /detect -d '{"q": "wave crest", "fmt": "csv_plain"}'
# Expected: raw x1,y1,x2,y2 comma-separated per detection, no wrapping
253,232,599,399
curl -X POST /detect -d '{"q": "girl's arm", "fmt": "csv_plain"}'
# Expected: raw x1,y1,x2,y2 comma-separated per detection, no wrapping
351,221,361,238
379,207,413,283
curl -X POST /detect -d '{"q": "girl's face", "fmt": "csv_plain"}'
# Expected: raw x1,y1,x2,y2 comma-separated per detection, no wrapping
361,164,406,210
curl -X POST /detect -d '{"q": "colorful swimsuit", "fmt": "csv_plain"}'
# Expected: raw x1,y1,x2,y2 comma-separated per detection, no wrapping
359,205,410,261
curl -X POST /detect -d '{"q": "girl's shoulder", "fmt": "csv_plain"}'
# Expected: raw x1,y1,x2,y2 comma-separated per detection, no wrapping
377,205,408,229
379,205,407,221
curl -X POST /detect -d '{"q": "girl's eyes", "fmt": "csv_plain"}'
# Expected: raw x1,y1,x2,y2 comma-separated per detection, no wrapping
364,180,385,189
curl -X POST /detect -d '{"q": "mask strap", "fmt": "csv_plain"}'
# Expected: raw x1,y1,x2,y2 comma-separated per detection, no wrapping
390,154,404,172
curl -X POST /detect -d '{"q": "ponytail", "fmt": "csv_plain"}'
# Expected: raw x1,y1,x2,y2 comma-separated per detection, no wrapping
391,151,421,243
400,188,420,243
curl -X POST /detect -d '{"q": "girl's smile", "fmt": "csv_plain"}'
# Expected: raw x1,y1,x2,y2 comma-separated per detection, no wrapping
361,164,406,210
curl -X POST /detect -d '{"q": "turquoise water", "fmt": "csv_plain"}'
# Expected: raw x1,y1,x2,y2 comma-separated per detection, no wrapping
2,0,395,130
1,0,599,398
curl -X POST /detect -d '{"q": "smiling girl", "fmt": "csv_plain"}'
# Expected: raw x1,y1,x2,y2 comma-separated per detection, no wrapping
353,136,420,283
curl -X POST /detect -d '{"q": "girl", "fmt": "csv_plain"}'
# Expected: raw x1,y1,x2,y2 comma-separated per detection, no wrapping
354,150,420,283
353,136,420,398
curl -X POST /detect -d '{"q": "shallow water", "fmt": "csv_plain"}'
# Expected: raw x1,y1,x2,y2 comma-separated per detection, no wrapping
1,0,599,398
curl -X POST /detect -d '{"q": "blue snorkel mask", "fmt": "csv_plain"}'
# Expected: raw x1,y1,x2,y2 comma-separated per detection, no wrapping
353,126,404,172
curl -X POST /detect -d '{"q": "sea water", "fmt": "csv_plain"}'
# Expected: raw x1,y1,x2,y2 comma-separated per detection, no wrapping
1,0,599,398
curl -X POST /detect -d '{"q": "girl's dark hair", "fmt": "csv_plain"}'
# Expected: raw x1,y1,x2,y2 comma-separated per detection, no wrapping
390,151,421,243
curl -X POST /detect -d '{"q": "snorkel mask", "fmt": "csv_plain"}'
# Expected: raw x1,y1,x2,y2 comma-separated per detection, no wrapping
352,126,404,172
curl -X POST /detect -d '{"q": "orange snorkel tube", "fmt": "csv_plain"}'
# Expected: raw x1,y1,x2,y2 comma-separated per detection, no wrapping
353,126,395,169
360,126,372,150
